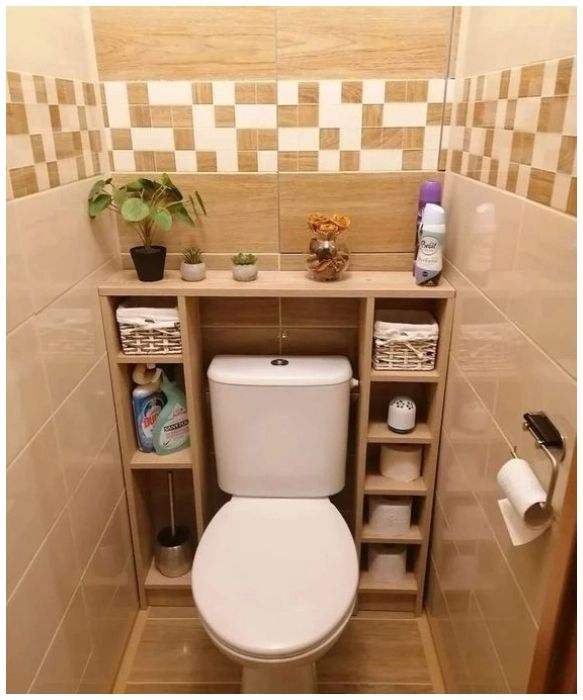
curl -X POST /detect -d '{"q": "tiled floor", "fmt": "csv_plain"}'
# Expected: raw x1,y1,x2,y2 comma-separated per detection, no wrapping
117,607,443,693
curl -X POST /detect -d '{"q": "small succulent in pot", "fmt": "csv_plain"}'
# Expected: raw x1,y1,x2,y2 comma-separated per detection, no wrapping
87,173,206,282
180,247,206,282
305,212,351,281
232,252,258,282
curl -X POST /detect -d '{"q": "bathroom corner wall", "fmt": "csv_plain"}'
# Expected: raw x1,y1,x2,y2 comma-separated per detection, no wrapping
90,7,457,272
6,8,138,693
427,7,576,692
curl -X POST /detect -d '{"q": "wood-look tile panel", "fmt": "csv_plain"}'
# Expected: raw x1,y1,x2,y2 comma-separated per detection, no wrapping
281,328,359,367
279,253,414,272
276,7,452,78
318,682,434,693
128,619,239,683
316,619,432,684
200,298,279,327
121,253,280,272
202,328,280,368
281,298,360,327
115,174,278,254
126,683,240,693
279,173,443,253
91,7,276,79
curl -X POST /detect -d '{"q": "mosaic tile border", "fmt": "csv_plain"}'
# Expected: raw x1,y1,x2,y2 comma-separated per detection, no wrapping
444,56,577,216
100,78,456,173
6,71,108,199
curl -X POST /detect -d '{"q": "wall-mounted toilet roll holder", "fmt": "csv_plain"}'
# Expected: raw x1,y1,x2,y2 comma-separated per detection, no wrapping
510,412,566,513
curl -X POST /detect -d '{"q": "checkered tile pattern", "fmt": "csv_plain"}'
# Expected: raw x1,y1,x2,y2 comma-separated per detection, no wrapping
445,56,577,216
6,72,108,199
101,78,454,173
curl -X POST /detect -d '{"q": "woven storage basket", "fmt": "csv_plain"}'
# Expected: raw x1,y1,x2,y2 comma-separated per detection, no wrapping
116,299,182,355
373,310,438,371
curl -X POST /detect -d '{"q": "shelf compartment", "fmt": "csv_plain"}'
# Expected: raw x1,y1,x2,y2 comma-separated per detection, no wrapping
116,352,183,364
361,523,423,544
364,472,427,496
359,570,418,594
370,369,439,383
130,447,192,470
367,420,432,444
145,559,192,590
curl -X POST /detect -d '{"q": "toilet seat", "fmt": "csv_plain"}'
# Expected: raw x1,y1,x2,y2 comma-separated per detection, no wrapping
192,497,359,659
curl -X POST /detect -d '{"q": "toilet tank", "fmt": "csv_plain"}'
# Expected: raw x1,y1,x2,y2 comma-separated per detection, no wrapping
208,355,353,497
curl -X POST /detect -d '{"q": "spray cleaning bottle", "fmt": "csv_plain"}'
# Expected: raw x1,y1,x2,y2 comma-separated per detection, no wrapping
152,372,191,455
414,203,446,286
132,364,166,452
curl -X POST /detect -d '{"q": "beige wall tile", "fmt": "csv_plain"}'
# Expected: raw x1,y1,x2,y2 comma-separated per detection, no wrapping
6,203,34,332
279,173,443,253
7,421,67,597
15,179,118,312
115,174,278,254
30,587,92,693
6,510,81,692
507,201,576,378
444,172,523,312
36,262,113,409
92,7,276,80
68,429,124,570
277,7,452,78
6,318,53,463
53,357,116,495
458,7,576,78
7,7,98,81
80,498,138,692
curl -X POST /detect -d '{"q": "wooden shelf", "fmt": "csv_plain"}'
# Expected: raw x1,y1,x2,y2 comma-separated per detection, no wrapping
99,270,455,299
364,473,427,496
370,369,439,383
130,447,192,470
145,559,192,590
359,570,418,594
367,421,432,444
361,524,423,544
116,352,183,364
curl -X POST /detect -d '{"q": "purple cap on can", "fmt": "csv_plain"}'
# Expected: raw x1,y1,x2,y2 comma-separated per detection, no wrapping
419,179,442,205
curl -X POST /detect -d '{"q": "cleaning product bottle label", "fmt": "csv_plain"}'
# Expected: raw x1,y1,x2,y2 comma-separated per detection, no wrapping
157,402,190,451
133,394,165,452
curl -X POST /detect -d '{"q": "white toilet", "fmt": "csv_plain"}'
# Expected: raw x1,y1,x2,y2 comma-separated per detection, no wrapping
192,355,359,693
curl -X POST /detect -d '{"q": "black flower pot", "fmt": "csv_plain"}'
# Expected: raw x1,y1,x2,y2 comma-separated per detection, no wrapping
130,245,167,282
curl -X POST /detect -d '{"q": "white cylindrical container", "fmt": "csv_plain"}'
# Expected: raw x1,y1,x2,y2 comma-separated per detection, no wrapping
369,496,412,534
368,544,407,582
387,396,416,433
180,261,206,281
380,444,422,482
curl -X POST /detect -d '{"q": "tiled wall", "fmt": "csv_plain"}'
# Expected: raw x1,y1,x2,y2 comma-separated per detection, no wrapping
427,7,577,693
6,7,137,693
90,7,457,270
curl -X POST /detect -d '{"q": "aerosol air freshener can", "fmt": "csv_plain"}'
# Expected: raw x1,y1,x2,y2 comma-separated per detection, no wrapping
415,203,446,286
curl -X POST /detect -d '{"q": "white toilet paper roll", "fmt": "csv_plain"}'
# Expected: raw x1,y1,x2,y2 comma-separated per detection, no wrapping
497,458,550,528
369,497,412,534
368,544,407,582
379,445,422,482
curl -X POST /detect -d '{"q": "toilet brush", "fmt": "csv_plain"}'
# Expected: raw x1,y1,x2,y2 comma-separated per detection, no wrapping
154,471,193,577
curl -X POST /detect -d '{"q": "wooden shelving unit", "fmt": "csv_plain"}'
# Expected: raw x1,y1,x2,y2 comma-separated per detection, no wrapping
99,271,454,613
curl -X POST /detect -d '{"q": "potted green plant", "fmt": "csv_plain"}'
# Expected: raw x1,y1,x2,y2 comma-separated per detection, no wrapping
232,253,258,282
180,247,206,282
87,174,206,282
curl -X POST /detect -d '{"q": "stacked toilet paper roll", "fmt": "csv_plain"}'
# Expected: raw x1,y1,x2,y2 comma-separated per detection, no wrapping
368,544,407,582
380,445,422,482
369,496,412,534
497,458,552,546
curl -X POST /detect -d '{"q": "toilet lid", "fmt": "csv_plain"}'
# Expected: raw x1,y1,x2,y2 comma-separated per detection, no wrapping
192,497,359,658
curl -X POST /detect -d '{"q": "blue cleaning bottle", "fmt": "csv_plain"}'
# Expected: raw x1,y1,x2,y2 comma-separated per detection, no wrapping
132,365,166,452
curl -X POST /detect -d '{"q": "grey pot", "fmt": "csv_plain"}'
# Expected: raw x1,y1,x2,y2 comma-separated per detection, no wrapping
180,261,206,282
232,263,258,281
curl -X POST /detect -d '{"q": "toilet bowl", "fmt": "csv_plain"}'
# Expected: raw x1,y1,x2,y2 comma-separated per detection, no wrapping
193,355,357,692
192,497,358,693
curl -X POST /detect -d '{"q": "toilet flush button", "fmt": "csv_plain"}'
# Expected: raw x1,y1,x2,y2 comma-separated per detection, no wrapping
271,358,289,366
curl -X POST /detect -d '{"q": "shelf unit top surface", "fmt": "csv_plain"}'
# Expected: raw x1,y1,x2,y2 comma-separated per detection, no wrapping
98,270,455,298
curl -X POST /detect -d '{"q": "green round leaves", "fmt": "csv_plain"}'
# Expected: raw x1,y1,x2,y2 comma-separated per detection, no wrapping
121,197,150,222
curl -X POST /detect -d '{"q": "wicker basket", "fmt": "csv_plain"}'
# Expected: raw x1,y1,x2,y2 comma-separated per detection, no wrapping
373,310,438,371
116,299,182,356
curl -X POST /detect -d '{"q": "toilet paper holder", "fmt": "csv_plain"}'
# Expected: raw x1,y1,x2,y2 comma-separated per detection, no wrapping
510,412,566,512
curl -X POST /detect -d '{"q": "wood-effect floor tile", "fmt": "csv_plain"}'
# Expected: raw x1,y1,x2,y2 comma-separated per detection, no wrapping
126,682,240,693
